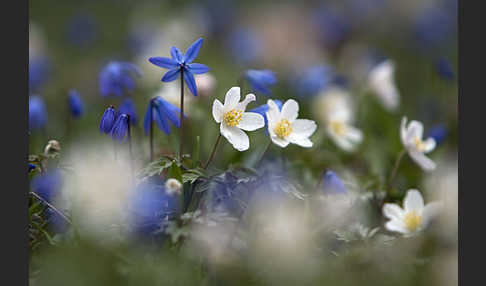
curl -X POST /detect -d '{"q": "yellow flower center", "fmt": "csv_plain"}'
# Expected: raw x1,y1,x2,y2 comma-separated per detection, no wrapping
330,121,347,136
404,211,422,232
414,136,426,152
224,109,243,127
274,119,293,139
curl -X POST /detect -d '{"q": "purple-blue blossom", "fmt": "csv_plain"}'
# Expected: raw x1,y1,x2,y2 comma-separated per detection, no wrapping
148,38,210,96
144,97,181,135
99,61,141,97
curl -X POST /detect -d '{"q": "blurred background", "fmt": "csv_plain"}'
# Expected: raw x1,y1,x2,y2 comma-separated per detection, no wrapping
29,0,457,285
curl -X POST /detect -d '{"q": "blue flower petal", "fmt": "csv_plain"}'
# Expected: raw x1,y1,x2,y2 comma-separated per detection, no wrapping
183,38,203,63
143,100,153,135
170,47,183,63
157,98,181,128
153,106,171,135
161,68,181,82
187,63,210,74
322,171,347,195
183,70,198,96
149,57,179,69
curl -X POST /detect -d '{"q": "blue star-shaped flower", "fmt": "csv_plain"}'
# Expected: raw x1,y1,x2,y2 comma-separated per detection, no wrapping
110,114,130,142
68,89,84,118
148,38,210,97
143,97,181,135
244,69,277,96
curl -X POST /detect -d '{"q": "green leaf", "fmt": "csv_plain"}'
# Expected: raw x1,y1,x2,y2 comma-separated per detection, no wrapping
192,136,200,168
168,161,183,183
137,157,172,178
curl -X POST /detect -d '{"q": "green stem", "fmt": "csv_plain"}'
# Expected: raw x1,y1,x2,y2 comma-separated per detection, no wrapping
179,69,185,162
387,149,406,191
256,140,272,167
204,134,222,170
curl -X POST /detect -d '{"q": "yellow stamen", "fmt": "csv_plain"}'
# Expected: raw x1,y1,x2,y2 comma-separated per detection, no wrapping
224,109,243,127
330,121,347,136
404,211,422,232
414,136,426,152
274,119,292,139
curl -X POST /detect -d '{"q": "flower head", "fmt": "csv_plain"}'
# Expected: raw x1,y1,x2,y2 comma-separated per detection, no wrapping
212,87,265,151
401,117,437,171
99,106,117,134
321,171,347,195
165,178,182,196
266,99,317,148
29,95,48,131
244,69,277,96
31,170,63,203
29,56,51,93
118,98,138,125
149,37,210,96
383,189,441,235
110,114,129,142
426,124,448,146
144,97,181,135
99,61,141,97
368,59,400,111
68,89,83,118
314,87,363,152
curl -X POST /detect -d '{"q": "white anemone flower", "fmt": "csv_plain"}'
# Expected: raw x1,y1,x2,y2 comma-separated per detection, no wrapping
266,99,317,148
368,60,400,112
314,87,363,152
401,117,437,171
212,87,265,151
383,189,441,235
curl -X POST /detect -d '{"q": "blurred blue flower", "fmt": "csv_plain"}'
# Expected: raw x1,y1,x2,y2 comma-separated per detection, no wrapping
426,124,448,146
149,38,210,97
413,7,456,51
321,171,347,195
29,56,51,93
293,65,334,97
28,163,36,172
435,58,455,81
31,170,62,203
226,27,263,65
110,113,130,142
244,69,277,96
312,5,350,49
99,61,141,97
66,12,98,49
198,0,236,36
99,105,117,134
249,99,283,129
129,182,179,236
29,95,48,131
118,98,138,125
68,89,84,118
144,97,181,135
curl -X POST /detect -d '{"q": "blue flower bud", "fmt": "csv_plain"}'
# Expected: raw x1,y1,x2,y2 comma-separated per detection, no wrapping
110,114,129,142
68,89,84,118
244,69,277,96
118,98,138,125
99,106,116,134
29,95,48,131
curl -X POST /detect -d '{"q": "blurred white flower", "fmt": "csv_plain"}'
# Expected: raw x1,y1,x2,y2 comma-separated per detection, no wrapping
165,178,182,195
383,189,441,235
314,87,363,152
266,99,317,148
401,117,437,171
212,87,265,151
368,60,400,111
195,73,216,97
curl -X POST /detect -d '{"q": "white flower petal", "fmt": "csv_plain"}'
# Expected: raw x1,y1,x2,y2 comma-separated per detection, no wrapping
422,137,436,153
291,119,317,139
385,220,409,234
223,87,241,110
421,202,442,228
236,93,256,111
408,120,424,140
212,99,224,123
345,125,363,143
408,150,436,171
220,124,249,151
404,189,424,212
270,135,290,148
383,203,405,221
400,117,408,145
238,112,265,131
266,99,281,125
288,135,313,148
281,99,299,121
